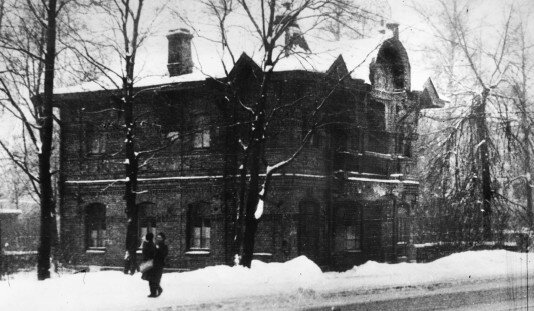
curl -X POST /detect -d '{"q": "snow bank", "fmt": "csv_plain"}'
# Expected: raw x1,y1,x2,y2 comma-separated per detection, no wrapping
0,256,322,311
323,250,532,292
0,250,531,311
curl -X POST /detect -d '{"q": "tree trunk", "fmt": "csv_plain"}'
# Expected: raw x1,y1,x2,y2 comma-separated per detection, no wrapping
37,0,57,281
123,55,139,274
240,66,273,268
522,101,533,230
474,89,492,240
241,147,261,267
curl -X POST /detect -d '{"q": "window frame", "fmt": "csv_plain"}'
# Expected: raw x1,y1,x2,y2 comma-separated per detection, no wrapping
85,124,108,155
334,203,362,252
137,202,157,248
85,203,106,250
193,116,211,149
187,203,211,250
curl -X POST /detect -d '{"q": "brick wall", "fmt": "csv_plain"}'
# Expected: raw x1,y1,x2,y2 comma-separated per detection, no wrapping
57,72,422,271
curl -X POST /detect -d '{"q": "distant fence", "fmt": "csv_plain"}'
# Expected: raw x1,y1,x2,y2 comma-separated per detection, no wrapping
0,251,37,276
415,240,527,263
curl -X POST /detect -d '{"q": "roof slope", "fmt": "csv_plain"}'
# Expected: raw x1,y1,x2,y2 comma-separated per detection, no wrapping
55,23,402,95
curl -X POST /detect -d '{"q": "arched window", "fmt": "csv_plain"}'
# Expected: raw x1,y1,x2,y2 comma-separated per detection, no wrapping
85,203,106,249
334,202,362,251
187,202,211,250
138,202,157,246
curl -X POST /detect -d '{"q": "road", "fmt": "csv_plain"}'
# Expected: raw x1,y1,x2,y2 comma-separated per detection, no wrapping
307,278,534,311
146,277,534,311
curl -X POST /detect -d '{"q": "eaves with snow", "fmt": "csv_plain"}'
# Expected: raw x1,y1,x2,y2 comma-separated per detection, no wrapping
54,11,445,109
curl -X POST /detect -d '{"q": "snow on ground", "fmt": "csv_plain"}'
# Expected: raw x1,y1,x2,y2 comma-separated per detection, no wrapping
0,250,532,311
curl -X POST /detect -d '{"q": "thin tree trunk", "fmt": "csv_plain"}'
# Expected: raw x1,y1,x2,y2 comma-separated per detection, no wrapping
123,55,139,273
522,102,533,230
37,0,57,281
241,66,273,268
474,89,492,240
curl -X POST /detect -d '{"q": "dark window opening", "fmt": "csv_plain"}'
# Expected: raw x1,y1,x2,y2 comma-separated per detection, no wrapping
193,116,210,148
86,124,107,155
366,101,387,153
397,206,410,244
334,203,362,251
187,203,211,250
86,203,106,249
138,202,157,247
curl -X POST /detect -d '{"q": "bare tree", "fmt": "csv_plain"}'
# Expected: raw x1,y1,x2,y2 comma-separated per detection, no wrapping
0,0,96,280
65,0,174,274
413,0,532,244
500,10,534,231
187,0,389,267
0,0,62,280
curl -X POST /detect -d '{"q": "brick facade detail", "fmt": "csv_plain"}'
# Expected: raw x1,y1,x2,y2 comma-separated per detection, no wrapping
56,37,435,271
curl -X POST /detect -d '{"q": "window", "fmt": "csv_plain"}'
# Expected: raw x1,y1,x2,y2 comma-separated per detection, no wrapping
298,201,320,259
366,101,386,153
187,203,211,249
193,116,210,148
334,202,362,251
397,206,410,244
395,132,412,157
90,133,107,154
138,202,157,247
86,203,106,249
85,124,107,154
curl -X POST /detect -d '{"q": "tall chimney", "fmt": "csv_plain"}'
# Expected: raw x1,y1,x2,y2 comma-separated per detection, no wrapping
386,23,399,39
167,28,193,76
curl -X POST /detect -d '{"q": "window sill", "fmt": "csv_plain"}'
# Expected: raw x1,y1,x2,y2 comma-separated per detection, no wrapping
185,249,210,256
86,248,106,254
253,253,273,257
343,250,362,253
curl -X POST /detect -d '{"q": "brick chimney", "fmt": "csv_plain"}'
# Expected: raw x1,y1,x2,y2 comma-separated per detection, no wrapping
386,23,399,39
166,28,193,76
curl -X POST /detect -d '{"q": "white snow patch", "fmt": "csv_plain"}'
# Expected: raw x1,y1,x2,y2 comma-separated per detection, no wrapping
254,198,264,220
0,251,532,310
254,188,265,219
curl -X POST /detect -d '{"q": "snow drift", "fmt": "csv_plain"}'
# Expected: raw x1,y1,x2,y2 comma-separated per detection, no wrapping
0,250,531,311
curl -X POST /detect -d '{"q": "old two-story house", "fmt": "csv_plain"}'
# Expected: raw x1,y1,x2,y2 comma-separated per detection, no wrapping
54,23,443,271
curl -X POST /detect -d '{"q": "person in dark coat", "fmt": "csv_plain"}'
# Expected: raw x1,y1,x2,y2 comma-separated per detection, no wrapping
152,232,169,297
141,232,157,297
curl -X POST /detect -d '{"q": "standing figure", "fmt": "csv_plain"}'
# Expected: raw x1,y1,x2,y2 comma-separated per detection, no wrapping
141,232,157,297
153,232,169,297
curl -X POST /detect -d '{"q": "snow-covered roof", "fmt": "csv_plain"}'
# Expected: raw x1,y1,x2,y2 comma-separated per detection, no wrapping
55,22,424,95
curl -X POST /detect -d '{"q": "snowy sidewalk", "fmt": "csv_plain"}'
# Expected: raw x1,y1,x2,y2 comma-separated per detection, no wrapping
1,250,532,311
